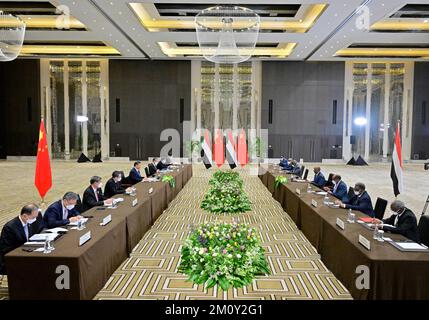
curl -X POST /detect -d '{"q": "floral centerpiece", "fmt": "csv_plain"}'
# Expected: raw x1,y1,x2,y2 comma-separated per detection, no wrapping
201,171,251,214
179,222,270,290
162,174,175,188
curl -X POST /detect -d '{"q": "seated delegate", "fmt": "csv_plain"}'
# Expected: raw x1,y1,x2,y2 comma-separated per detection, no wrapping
43,192,83,228
104,171,132,199
374,200,420,243
312,167,326,188
335,182,374,217
324,174,348,202
82,176,113,212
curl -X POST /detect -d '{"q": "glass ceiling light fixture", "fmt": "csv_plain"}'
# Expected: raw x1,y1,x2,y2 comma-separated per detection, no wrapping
195,6,260,64
0,11,26,62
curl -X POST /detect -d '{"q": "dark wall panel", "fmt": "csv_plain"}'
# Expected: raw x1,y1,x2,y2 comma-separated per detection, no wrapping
0,59,41,157
109,60,191,160
261,61,345,161
412,62,429,160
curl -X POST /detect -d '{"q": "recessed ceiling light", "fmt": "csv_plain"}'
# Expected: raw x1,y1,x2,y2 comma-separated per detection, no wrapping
424,19,429,23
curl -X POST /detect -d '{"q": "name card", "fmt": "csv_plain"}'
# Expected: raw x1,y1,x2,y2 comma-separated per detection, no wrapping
100,215,112,226
132,198,138,207
359,234,371,251
79,231,91,246
311,199,318,208
148,188,154,194
295,188,301,195
336,218,345,230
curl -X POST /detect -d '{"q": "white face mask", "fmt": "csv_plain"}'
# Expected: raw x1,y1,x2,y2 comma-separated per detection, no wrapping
354,190,360,196
117,177,122,182
27,217,37,224
66,204,75,210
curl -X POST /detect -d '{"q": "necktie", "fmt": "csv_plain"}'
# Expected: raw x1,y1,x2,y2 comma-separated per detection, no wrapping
63,207,68,220
95,189,99,202
24,224,29,241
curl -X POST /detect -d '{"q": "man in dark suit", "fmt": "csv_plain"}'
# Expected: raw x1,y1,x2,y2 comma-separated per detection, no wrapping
374,200,420,243
324,174,348,202
312,167,326,188
147,158,159,177
104,171,132,199
43,192,83,228
129,161,144,184
0,204,44,274
335,182,374,217
156,157,170,171
82,176,113,212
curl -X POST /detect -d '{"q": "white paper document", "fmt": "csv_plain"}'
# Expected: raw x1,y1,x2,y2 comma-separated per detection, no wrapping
46,227,68,233
396,242,427,250
68,217,89,226
316,191,328,196
24,242,45,246
29,233,58,241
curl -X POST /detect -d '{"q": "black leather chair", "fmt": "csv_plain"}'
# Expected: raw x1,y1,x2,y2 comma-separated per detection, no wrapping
144,167,150,178
302,169,309,180
373,197,388,220
418,215,429,247
75,194,85,214
324,173,334,188
297,165,305,178
347,187,355,201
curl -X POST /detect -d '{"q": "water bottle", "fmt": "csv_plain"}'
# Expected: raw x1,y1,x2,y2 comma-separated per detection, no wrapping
373,223,379,240
347,208,352,221
77,219,83,231
307,184,312,194
323,196,329,206
43,237,51,254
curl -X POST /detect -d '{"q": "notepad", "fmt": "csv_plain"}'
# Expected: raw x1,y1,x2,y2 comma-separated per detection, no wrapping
316,191,327,196
396,242,427,250
29,233,58,241
45,227,68,233
359,217,374,223
68,218,88,226
24,242,45,247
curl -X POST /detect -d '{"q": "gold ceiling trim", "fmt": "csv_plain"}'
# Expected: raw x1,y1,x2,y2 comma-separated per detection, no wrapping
130,3,327,33
158,42,296,58
20,45,120,55
0,15,86,29
336,48,429,58
371,19,429,31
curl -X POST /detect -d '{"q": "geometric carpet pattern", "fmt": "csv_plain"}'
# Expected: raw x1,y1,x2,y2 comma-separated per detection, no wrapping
95,165,352,300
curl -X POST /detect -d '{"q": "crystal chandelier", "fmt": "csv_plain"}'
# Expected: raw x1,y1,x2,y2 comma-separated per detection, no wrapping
0,12,26,62
195,6,260,64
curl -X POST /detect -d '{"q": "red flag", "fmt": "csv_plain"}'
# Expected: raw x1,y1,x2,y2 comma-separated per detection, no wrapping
34,120,52,200
237,129,248,167
214,129,225,167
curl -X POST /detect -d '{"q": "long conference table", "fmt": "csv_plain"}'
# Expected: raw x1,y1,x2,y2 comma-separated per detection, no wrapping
259,164,429,300
5,164,193,300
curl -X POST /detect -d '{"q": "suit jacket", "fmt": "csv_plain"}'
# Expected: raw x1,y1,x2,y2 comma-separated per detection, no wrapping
344,191,374,217
279,159,288,168
156,161,169,171
148,163,157,176
82,186,105,212
332,180,348,202
312,172,326,188
129,167,143,184
382,208,420,243
43,200,79,229
0,216,45,274
104,178,125,199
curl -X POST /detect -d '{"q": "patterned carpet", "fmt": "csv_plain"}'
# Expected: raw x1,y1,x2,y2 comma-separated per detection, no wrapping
95,165,351,300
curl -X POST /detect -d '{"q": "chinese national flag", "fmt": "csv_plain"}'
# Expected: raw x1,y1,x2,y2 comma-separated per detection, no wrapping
237,129,248,167
34,120,52,200
214,129,225,168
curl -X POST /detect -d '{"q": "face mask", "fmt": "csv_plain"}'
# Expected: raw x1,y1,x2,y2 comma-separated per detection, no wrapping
117,177,122,182
27,217,37,224
354,190,360,196
66,204,75,210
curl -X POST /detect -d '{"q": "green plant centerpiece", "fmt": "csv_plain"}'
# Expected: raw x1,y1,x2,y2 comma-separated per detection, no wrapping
274,176,288,189
201,171,251,214
179,222,270,290
162,174,175,188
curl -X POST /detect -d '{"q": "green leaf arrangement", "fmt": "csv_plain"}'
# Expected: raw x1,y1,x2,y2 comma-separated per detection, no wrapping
201,171,251,214
274,176,288,189
179,222,270,291
162,174,176,189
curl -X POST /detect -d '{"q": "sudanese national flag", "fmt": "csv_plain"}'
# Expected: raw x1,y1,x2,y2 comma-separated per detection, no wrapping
34,120,52,200
390,122,403,197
